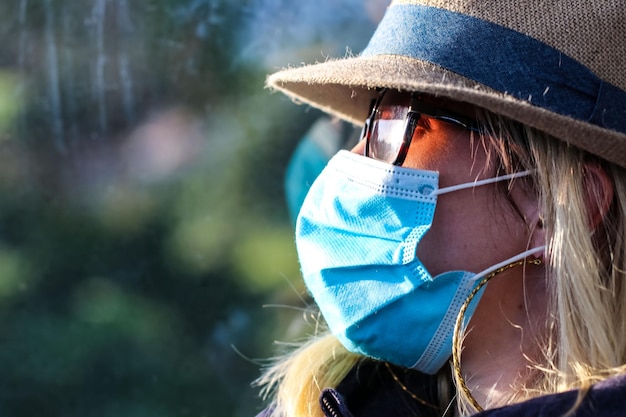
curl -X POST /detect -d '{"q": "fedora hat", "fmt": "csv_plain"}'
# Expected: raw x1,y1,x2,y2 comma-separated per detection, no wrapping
267,0,626,168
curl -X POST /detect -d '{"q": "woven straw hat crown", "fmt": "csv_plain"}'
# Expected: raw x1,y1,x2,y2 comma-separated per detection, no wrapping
268,0,626,167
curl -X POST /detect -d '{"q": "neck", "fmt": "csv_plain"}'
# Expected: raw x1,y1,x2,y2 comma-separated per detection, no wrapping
460,351,530,410
455,262,547,414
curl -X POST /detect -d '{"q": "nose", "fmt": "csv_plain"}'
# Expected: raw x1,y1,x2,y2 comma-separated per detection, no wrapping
351,138,366,156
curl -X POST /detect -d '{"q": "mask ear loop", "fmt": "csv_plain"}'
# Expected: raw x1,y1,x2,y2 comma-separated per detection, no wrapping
451,257,543,412
433,170,534,196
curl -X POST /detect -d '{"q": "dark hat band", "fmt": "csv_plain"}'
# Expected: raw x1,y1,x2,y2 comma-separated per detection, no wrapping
362,4,626,135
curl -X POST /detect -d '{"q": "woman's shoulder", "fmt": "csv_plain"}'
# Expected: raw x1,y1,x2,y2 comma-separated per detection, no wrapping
474,374,626,417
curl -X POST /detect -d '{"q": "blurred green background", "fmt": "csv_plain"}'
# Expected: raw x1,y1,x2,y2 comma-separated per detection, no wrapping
0,0,387,416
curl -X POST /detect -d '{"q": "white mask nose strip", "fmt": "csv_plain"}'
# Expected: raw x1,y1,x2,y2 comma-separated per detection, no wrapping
433,170,534,196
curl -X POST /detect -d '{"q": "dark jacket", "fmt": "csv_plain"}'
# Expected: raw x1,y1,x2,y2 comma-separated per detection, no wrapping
257,360,626,417
472,374,626,417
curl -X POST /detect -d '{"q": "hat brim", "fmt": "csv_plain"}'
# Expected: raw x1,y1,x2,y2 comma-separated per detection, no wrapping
267,54,626,167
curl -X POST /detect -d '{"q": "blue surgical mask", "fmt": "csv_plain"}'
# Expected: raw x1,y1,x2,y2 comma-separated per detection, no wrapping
295,150,541,374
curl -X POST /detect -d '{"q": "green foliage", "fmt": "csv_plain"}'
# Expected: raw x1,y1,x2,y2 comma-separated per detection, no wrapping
0,0,379,416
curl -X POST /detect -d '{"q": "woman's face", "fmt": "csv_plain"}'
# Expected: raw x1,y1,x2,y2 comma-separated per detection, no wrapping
351,95,548,394
353,97,538,275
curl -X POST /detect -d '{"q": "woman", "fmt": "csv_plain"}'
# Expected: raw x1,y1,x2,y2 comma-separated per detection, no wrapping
257,1,626,416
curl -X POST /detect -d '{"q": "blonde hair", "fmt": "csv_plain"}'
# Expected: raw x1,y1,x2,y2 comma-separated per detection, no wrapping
256,333,360,417
453,113,626,413
257,113,626,417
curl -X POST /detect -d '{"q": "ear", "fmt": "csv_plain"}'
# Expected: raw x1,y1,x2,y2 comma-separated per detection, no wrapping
582,162,614,230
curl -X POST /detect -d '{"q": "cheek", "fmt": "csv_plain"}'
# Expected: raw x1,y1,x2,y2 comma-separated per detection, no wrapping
402,133,451,171
417,186,532,275
402,122,480,174
475,191,534,260
405,131,494,191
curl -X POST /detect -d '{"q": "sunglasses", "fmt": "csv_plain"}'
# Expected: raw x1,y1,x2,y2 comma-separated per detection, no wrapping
361,89,480,166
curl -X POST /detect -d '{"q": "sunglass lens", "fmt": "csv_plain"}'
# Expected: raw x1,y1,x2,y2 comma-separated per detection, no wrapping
368,118,408,164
